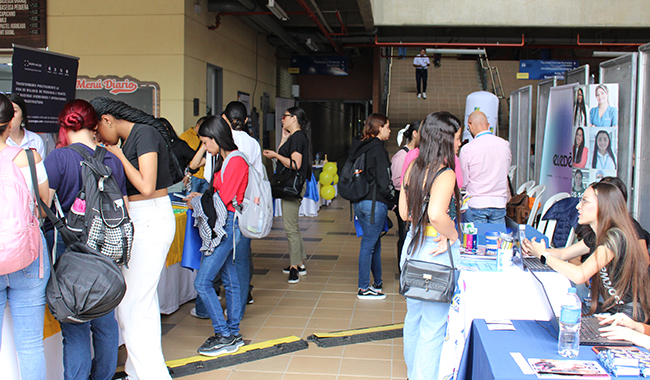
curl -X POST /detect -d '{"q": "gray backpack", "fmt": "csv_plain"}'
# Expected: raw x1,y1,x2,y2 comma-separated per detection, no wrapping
221,151,273,239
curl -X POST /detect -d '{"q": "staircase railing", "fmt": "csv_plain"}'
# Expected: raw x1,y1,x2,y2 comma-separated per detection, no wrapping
479,54,505,99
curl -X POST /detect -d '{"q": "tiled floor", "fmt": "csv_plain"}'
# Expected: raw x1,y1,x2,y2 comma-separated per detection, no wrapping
160,197,408,379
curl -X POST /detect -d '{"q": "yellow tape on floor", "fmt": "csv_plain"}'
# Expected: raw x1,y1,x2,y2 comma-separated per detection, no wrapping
311,323,404,338
165,335,303,368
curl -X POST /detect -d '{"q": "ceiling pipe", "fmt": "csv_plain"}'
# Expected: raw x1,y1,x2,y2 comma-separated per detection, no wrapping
307,0,333,34
367,34,525,47
576,34,645,47
328,11,347,37
294,0,344,55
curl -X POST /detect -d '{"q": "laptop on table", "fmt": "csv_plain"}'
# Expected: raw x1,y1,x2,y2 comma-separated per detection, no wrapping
527,268,631,346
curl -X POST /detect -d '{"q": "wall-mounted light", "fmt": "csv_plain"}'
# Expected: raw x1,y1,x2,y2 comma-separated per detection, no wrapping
592,51,631,58
267,0,289,21
306,38,319,51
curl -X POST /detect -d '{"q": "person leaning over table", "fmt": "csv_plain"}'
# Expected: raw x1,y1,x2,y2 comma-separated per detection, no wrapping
522,181,650,322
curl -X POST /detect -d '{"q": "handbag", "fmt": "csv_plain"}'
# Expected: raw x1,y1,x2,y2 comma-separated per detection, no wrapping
180,209,203,271
399,168,458,303
270,159,305,199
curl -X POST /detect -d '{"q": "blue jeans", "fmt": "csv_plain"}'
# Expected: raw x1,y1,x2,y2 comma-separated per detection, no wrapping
463,206,506,225
0,234,49,380
194,211,242,336
402,233,460,380
354,200,388,290
191,176,210,194
45,230,119,380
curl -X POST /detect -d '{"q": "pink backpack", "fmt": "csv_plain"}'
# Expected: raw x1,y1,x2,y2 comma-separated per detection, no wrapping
0,146,42,276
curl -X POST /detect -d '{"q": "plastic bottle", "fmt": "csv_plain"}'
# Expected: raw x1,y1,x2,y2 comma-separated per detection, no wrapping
558,287,581,358
315,153,320,165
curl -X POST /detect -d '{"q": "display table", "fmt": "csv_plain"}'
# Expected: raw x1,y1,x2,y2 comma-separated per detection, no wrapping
437,264,571,379
458,319,644,380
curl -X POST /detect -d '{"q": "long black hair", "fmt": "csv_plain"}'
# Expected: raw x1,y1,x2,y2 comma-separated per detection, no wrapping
573,127,585,164
574,88,587,127
405,112,461,254
89,96,184,181
285,106,312,171
198,115,238,174
223,101,248,133
0,93,14,134
8,93,27,130
591,130,616,169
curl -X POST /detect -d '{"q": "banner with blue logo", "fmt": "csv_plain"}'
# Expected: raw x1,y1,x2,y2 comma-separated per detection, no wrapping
289,56,348,76
518,60,579,80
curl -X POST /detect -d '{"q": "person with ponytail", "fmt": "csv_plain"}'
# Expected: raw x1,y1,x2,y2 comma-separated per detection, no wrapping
90,97,175,380
399,112,462,380
391,120,420,269
0,92,50,379
263,106,311,284
43,99,127,380
186,115,248,356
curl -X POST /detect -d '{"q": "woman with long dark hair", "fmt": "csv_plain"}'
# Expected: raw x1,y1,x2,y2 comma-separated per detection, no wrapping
591,130,616,170
43,99,127,380
0,92,50,379
91,97,175,380
524,182,650,321
6,93,45,157
399,112,461,379
348,113,395,299
392,120,420,270
574,88,587,127
187,115,248,356
572,127,588,169
263,107,311,284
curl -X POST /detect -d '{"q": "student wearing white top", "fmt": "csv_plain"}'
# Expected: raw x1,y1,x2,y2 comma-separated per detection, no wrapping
6,93,45,157
413,48,430,99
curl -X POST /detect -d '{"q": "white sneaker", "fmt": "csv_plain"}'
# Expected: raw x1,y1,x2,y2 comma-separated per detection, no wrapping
422,92,427,99
417,93,422,99
190,307,209,319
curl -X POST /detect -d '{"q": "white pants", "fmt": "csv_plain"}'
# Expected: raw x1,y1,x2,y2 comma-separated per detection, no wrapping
117,196,175,380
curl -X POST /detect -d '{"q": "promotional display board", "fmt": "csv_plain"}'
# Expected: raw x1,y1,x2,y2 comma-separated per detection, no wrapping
289,55,348,75
11,45,78,132
518,60,579,80
462,91,499,142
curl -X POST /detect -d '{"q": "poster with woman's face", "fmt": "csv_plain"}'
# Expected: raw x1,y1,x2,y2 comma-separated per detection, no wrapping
590,169,616,186
572,168,589,197
571,126,590,169
573,86,588,127
588,84,619,128
588,127,617,170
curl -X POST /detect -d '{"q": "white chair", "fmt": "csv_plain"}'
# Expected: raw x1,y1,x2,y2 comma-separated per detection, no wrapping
508,165,517,182
516,180,535,195
526,184,546,226
536,192,571,246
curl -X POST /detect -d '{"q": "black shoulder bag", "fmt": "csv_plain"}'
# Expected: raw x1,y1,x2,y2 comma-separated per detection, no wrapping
270,159,305,199
399,167,458,303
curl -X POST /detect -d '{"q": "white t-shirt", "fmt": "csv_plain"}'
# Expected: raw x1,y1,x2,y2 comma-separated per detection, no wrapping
413,55,430,69
204,131,265,180
7,129,45,158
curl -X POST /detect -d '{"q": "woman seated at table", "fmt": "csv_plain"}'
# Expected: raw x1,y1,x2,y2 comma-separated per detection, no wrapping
523,181,650,322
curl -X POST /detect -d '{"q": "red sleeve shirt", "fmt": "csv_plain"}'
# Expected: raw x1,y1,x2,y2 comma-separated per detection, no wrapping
214,155,249,212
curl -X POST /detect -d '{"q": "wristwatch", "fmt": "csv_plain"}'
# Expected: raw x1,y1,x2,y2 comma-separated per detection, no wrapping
540,252,549,265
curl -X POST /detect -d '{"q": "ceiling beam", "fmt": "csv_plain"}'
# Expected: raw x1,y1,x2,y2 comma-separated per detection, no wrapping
355,0,374,32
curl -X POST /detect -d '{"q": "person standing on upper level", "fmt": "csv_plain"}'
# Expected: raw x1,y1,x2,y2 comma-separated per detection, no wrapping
459,110,511,225
413,48,430,99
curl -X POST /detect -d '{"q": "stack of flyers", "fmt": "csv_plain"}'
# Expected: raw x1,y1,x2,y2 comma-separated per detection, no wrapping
527,358,610,379
593,346,650,377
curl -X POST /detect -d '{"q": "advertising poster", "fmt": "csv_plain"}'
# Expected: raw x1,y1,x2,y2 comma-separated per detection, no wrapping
75,75,160,117
571,84,619,197
11,45,79,132
539,85,574,202
518,60,579,80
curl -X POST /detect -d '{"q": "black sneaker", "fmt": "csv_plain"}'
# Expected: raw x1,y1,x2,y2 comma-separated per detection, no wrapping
370,282,383,293
283,265,306,275
247,292,254,304
357,288,386,300
197,334,240,356
288,267,300,284
233,334,245,348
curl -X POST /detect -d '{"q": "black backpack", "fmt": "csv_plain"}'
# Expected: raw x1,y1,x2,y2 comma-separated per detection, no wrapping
338,152,371,203
64,145,133,266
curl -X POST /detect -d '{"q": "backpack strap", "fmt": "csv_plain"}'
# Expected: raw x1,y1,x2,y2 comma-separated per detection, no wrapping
25,149,44,278
220,151,250,212
0,145,22,160
65,143,93,160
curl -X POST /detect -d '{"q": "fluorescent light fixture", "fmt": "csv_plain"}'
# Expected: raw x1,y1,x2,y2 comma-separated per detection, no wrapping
267,0,289,21
306,38,319,51
592,51,630,58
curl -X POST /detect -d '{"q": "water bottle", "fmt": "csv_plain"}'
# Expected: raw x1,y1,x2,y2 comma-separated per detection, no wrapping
558,287,581,358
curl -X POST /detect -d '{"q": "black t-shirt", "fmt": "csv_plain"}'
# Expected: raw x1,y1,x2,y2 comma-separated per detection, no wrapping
583,218,650,254
122,123,173,196
278,130,311,179
171,138,196,169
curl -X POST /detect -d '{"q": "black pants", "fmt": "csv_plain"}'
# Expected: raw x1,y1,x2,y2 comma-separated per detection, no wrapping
415,68,428,94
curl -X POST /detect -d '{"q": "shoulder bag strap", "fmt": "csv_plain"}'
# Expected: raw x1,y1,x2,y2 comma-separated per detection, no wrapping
65,143,92,160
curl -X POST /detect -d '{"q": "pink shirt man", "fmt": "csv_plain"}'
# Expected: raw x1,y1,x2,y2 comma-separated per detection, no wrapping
459,130,511,209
